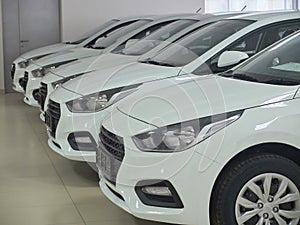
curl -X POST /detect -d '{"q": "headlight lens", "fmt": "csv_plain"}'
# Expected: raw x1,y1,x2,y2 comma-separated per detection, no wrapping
132,110,243,152
32,67,53,78
18,60,29,68
66,84,141,113
32,60,78,78
51,73,84,89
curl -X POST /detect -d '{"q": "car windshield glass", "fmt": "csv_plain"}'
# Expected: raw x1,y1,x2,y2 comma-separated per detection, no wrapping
121,19,197,56
220,32,300,86
141,19,253,67
91,20,151,49
67,19,119,44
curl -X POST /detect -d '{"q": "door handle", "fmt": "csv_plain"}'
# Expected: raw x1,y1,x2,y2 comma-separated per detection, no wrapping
20,40,29,43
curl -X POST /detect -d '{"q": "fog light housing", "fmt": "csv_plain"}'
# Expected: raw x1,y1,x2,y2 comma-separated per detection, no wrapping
68,132,97,151
135,180,184,208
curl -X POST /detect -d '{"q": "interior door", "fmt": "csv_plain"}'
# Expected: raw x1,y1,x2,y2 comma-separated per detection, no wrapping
19,0,60,53
2,0,60,92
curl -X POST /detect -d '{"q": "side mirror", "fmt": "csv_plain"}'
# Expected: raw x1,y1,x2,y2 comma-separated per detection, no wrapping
218,51,249,68
125,39,139,48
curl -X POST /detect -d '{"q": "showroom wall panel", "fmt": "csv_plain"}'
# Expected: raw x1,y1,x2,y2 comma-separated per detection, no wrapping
60,0,204,41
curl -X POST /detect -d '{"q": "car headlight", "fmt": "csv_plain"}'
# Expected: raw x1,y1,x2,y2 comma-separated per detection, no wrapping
32,60,78,78
66,84,141,113
18,60,29,68
32,67,53,78
51,73,84,89
132,110,243,152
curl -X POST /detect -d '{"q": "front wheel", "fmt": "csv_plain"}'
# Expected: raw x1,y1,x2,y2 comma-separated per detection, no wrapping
211,154,300,225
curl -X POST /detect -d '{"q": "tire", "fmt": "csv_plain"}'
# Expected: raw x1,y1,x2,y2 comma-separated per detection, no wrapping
210,153,300,225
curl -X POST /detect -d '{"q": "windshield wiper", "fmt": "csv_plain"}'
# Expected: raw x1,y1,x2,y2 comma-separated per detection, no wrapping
140,59,175,67
91,46,105,50
222,73,259,82
219,70,234,77
265,78,299,85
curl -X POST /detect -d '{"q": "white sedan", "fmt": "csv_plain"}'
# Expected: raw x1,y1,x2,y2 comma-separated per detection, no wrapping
21,14,193,107
39,13,238,120
45,11,300,163
98,30,300,225
11,17,127,93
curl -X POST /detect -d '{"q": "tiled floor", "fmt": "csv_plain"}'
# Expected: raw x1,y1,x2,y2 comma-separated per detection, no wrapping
0,93,167,225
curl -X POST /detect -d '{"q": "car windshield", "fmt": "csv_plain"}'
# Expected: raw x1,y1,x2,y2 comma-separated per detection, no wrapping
220,32,300,86
140,19,253,67
67,19,119,44
91,19,151,49
120,19,198,56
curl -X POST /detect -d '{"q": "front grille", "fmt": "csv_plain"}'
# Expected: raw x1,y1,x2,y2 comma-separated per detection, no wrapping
98,126,125,185
39,83,48,111
11,64,16,80
45,100,61,138
99,127,125,161
22,72,29,91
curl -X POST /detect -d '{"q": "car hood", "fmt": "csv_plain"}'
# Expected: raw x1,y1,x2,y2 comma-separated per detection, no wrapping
20,43,74,60
51,53,138,78
62,62,182,97
115,75,298,127
31,47,102,67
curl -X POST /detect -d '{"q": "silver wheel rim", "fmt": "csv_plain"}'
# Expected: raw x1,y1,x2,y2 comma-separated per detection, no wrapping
235,173,300,225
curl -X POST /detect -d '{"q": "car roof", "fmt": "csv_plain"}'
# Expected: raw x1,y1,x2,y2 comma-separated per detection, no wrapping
115,13,197,21
228,10,300,21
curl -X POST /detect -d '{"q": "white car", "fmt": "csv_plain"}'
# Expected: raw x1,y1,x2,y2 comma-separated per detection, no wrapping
46,11,300,163
39,13,241,120
11,17,134,93
97,31,300,225
22,14,192,107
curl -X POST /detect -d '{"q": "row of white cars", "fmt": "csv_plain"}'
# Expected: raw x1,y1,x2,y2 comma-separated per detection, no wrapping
11,10,300,225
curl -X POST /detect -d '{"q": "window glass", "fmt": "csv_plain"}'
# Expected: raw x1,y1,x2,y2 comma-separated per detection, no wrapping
68,19,119,44
120,19,197,56
193,21,300,75
220,32,300,85
112,21,175,52
91,20,151,49
144,19,252,67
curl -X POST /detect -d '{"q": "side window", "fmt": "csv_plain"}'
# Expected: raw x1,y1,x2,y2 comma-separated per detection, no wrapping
193,21,300,75
112,21,174,52
259,23,300,50
229,31,264,56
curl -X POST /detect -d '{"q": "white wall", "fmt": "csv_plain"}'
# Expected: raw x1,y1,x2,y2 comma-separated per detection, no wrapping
0,0,5,91
60,0,204,41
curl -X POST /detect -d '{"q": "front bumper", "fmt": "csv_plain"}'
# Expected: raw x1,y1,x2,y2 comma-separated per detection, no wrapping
23,70,42,107
39,82,55,121
12,65,26,93
96,110,223,225
98,147,219,225
39,73,64,121
46,90,112,162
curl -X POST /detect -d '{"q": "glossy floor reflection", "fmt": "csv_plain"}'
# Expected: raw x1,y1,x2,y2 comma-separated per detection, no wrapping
0,93,169,225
